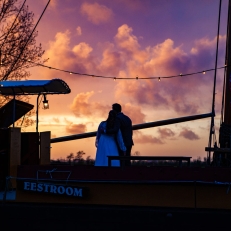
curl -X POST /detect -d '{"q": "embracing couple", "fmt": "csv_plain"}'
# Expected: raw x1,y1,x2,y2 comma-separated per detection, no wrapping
95,103,133,167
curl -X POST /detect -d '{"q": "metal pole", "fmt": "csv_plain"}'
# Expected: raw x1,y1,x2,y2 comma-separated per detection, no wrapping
36,94,40,132
224,0,231,124
13,95,15,127
208,0,222,164
51,112,213,144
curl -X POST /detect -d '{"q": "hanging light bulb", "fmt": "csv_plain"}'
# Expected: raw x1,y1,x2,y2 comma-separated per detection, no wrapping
203,71,206,74
158,77,161,82
43,94,49,109
114,78,116,81
69,72,72,75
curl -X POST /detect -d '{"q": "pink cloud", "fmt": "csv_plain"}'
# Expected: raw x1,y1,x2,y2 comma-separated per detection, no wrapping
120,103,146,124
66,123,87,134
179,127,199,140
98,45,122,75
69,91,146,123
80,2,113,25
39,24,226,118
158,128,175,139
70,91,109,117
134,131,164,144
72,42,93,58
42,30,95,80
133,127,178,145
113,29,226,115
115,24,140,51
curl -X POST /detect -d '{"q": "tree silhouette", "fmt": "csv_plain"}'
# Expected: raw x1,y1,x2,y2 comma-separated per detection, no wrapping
0,0,47,126
66,153,74,164
74,150,86,163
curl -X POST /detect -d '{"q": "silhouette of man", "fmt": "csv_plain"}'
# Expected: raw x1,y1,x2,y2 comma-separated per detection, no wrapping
106,103,134,166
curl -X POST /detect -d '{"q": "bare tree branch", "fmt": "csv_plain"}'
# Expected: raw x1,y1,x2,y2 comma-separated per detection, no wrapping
0,0,47,128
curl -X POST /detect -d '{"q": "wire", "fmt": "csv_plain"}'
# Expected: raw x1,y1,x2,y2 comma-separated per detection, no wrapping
18,57,227,80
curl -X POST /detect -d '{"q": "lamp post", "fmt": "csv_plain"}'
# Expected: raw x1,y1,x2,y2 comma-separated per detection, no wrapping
36,94,49,132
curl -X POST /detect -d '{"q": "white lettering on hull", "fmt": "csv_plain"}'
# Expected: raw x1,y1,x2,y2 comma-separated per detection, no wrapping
23,182,83,197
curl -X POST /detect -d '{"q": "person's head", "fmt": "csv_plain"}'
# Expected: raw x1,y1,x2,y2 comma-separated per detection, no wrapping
112,103,121,113
106,110,117,129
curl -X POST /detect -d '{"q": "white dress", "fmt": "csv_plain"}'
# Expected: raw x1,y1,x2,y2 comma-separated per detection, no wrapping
95,121,126,167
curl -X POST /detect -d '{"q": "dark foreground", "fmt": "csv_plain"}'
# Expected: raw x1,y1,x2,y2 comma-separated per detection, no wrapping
1,203,231,231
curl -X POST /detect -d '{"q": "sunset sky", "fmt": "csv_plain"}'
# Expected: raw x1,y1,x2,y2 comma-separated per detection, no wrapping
23,0,229,161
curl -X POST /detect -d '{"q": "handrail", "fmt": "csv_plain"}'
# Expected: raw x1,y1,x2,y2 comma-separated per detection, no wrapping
51,112,213,143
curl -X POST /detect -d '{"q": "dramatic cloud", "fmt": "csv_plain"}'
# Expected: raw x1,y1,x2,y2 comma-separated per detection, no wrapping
158,128,175,139
113,24,226,115
66,123,87,134
80,2,113,25
42,30,94,79
45,30,73,71
133,131,164,144
70,91,108,118
42,24,225,119
121,103,146,124
70,92,146,124
179,127,199,140
98,44,122,75
115,24,140,51
72,42,93,58
133,127,178,144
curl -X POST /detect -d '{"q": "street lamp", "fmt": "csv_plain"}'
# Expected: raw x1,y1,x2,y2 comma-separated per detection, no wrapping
36,94,49,132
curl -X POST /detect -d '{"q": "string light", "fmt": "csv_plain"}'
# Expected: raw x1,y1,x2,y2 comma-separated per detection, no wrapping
28,61,225,80
0,52,227,81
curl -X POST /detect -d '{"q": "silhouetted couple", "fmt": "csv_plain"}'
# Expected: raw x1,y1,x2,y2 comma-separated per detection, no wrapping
95,103,133,167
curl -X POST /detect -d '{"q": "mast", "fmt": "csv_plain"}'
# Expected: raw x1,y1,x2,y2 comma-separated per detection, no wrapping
219,0,231,149
223,1,231,124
